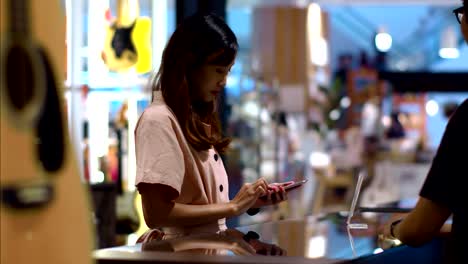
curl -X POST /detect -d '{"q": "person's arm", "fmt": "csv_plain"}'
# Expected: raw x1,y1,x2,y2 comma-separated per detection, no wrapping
139,178,269,228
140,183,234,228
389,197,451,247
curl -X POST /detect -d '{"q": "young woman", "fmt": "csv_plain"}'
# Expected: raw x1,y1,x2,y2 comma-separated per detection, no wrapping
135,13,291,239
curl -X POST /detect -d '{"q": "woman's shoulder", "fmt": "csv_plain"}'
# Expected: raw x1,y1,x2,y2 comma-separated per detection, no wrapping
138,103,180,131
142,103,177,123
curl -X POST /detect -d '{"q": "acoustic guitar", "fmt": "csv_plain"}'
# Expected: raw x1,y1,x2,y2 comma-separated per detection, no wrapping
0,0,93,263
102,0,152,74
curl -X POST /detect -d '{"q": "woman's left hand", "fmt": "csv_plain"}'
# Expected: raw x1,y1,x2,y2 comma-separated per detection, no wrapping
251,182,293,208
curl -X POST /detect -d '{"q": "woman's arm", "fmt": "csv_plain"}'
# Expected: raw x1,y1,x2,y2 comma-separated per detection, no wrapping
139,179,269,228
385,197,451,247
139,183,234,228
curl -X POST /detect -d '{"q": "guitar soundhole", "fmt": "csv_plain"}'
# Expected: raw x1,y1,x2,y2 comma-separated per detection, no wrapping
5,45,35,111
36,49,65,173
111,23,137,59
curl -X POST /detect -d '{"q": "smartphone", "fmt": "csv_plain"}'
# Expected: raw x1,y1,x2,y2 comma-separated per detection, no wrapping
259,179,308,201
283,179,308,191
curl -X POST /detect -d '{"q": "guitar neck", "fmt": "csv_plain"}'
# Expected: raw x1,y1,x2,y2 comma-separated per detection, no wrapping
116,0,140,26
8,0,31,36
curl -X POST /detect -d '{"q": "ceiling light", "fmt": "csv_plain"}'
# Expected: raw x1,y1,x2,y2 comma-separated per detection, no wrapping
426,100,439,116
439,48,460,59
375,32,392,52
340,97,351,108
329,109,340,120
439,26,459,59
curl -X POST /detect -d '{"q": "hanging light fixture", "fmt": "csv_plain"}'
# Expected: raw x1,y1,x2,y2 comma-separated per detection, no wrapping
307,3,328,67
374,27,392,52
439,25,460,59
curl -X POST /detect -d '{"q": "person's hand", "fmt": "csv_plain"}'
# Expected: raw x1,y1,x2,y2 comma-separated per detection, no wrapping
137,228,165,243
221,229,257,255
240,230,286,256
251,181,294,208
378,213,407,239
249,239,287,256
377,213,407,249
229,178,269,216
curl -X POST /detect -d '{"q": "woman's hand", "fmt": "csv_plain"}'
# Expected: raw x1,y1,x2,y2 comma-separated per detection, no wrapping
229,178,269,216
236,230,287,256
249,239,287,256
251,181,293,208
137,228,165,243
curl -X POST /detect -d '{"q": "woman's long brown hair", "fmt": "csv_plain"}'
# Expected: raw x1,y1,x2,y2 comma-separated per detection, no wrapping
150,13,238,153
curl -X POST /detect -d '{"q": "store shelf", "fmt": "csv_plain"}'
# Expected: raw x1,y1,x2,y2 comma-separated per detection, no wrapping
65,71,150,90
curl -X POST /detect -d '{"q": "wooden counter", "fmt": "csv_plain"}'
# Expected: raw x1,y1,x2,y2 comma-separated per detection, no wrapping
94,200,447,264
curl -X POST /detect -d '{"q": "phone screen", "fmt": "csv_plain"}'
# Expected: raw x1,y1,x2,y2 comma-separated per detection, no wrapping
259,179,308,201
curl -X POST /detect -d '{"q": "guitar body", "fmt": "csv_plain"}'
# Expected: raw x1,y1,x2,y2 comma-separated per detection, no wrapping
0,38,45,128
103,22,139,72
131,17,152,74
0,0,93,263
101,0,151,74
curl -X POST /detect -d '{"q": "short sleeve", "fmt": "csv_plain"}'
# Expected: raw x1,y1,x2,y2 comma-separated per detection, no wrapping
135,112,185,195
420,99,468,212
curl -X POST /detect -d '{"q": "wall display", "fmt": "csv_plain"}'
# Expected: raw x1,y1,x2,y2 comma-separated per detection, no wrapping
23,0,172,248
83,90,150,244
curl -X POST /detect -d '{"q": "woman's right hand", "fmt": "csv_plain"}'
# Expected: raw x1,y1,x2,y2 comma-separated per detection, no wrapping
230,178,269,216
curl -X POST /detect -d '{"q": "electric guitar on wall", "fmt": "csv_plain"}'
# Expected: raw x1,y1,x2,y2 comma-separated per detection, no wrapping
102,0,152,74
0,0,93,263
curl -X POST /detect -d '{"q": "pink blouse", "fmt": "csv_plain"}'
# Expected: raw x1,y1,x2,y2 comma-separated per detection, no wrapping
135,91,229,238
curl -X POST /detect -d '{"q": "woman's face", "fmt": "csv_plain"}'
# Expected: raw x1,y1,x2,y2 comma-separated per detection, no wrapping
190,61,234,103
